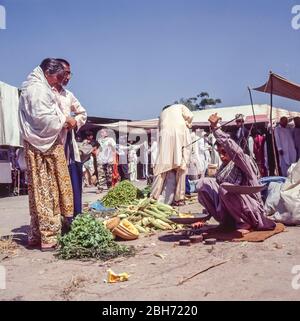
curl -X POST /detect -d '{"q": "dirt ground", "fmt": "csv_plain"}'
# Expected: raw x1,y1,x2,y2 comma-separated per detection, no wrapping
1,181,300,301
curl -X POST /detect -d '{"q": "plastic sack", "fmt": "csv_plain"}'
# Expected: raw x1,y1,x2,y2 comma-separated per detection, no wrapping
266,161,300,225
89,200,115,212
264,182,284,215
259,176,286,203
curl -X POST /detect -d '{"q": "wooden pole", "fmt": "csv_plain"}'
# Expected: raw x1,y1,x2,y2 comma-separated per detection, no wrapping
248,87,257,126
270,73,280,176
17,170,20,195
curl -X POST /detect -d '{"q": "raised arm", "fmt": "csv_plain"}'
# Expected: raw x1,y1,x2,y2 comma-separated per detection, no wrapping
209,113,254,178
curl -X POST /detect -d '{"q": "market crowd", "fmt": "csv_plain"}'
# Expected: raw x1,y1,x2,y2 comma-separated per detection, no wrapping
18,58,300,251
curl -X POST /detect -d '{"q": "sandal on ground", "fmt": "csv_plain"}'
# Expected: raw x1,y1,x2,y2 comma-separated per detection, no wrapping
172,200,186,206
27,241,40,249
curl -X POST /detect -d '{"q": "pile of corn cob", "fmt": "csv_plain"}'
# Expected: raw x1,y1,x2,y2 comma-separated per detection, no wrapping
184,194,198,205
114,198,183,233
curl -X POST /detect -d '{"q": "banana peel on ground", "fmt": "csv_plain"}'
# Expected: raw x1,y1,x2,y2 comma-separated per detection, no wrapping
107,269,130,283
154,253,167,260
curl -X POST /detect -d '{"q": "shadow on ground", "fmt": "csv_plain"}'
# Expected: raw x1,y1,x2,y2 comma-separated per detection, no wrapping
11,225,29,247
158,224,220,243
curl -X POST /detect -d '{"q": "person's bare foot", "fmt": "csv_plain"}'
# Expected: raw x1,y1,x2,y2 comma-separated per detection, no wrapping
236,223,252,235
236,228,251,235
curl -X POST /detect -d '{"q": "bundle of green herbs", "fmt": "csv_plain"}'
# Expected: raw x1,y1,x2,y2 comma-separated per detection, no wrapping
141,185,151,198
57,214,135,260
101,180,144,208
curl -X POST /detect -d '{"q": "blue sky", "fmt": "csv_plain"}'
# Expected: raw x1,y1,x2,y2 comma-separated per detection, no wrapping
1,0,300,119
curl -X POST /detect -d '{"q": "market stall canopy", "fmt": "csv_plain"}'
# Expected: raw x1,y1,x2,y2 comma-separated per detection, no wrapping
86,104,300,134
92,119,158,135
254,72,300,101
192,104,300,127
96,118,159,129
0,81,22,147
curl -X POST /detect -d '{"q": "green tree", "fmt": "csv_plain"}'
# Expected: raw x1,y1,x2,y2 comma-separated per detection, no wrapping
175,92,222,111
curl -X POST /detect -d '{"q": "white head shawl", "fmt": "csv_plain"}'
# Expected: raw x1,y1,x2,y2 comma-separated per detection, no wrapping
18,66,66,152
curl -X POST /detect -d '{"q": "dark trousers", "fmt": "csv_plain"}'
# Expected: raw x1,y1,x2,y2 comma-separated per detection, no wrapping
118,163,129,180
68,161,83,216
185,176,191,195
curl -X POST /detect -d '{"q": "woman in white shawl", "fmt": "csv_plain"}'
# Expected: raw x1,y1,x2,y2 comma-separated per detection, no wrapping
19,58,76,251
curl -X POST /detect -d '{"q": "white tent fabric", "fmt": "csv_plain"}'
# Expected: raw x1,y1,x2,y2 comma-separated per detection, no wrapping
192,104,300,126
0,81,22,146
94,105,300,132
95,119,159,130
125,119,159,128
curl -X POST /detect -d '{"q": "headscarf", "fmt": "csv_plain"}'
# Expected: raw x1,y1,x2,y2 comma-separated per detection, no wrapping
18,67,66,152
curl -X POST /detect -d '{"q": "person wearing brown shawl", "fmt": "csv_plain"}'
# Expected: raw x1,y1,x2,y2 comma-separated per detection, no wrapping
196,113,276,234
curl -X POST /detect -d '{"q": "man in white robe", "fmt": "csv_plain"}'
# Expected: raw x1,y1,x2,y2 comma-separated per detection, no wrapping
188,132,202,180
150,131,159,170
52,59,87,163
52,59,87,216
150,104,193,205
196,131,211,176
293,117,300,160
274,117,297,177
96,129,116,191
141,140,149,179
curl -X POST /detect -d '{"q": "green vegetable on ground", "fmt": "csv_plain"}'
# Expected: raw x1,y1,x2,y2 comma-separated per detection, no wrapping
101,180,144,208
113,198,183,233
141,185,151,197
57,214,135,260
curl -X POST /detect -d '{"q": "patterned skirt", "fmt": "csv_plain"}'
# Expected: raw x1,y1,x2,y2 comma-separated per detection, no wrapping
24,140,74,246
